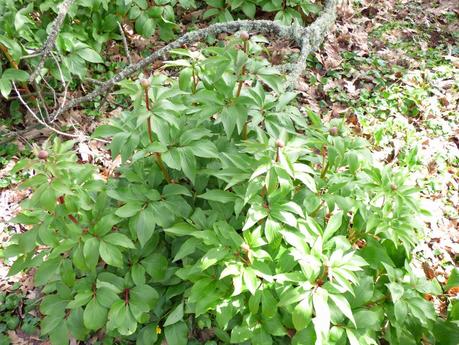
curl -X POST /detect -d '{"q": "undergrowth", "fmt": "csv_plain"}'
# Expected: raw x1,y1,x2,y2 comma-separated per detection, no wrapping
4,33,457,345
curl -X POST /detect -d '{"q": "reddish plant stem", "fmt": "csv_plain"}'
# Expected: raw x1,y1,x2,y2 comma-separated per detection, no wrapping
124,288,129,304
57,195,78,224
236,40,248,97
154,152,172,183
275,147,281,163
1,44,34,97
144,87,172,183
144,89,154,143
242,123,248,140
192,66,197,93
239,40,249,139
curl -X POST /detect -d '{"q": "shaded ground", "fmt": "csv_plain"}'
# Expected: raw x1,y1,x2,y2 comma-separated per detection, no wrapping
0,0,458,343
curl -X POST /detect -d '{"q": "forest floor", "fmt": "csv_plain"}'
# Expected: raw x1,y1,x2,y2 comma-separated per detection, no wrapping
0,0,458,343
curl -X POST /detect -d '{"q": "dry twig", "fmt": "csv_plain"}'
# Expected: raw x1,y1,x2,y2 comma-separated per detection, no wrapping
118,21,132,65
29,0,76,82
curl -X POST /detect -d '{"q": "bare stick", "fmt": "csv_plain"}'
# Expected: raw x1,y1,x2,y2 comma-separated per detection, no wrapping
12,82,109,144
13,82,81,138
50,52,68,122
29,0,76,82
118,21,132,65
286,0,337,89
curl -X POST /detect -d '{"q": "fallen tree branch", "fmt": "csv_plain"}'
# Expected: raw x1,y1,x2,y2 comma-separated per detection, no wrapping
16,0,336,128
48,19,306,119
286,0,338,88
29,0,76,82
47,0,337,119
12,82,82,139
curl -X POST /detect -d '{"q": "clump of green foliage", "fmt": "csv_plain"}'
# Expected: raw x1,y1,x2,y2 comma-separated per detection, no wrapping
0,287,40,344
203,0,321,24
0,0,322,100
5,34,458,345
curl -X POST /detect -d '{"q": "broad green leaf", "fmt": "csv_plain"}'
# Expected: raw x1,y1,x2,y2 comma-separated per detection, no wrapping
83,237,100,270
262,289,277,319
243,267,258,295
76,48,103,63
131,263,146,286
137,324,159,345
41,314,63,335
312,288,330,340
49,321,69,344
96,287,121,308
134,208,156,247
329,294,355,327
92,214,121,236
179,148,197,184
99,241,124,267
0,78,12,98
67,291,92,309
264,217,281,243
346,328,360,345
164,302,184,327
200,247,228,270
165,321,188,345
142,253,168,281
249,290,262,314
242,204,269,231
446,268,459,290
2,68,29,81
115,202,142,218
92,125,123,138
198,189,237,203
164,222,196,236
386,282,404,302
83,298,107,330
189,140,219,158
252,327,272,345
323,211,343,242
103,232,136,249
292,295,312,330
353,309,380,330
230,325,251,343
35,258,60,286
130,284,159,310
173,237,199,262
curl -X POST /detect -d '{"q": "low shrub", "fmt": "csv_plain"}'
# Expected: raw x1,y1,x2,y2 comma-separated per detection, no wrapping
6,34,452,345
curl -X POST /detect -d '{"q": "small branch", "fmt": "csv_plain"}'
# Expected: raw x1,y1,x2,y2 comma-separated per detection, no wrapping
144,87,154,143
286,0,338,89
0,44,19,69
236,40,248,97
118,21,132,65
154,152,172,183
143,84,172,183
49,52,68,122
86,78,105,86
29,0,76,82
12,82,109,145
13,82,81,138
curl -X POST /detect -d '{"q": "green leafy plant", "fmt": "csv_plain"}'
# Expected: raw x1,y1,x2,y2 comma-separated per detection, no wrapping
6,33,459,345
203,0,322,25
0,287,40,341
0,0,199,98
